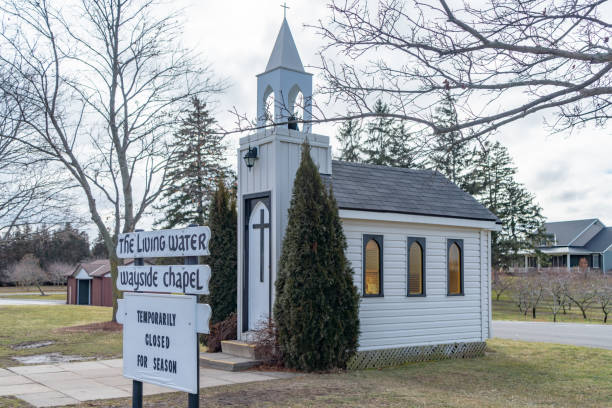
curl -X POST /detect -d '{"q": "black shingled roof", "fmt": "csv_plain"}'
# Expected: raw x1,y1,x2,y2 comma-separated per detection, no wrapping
324,161,500,223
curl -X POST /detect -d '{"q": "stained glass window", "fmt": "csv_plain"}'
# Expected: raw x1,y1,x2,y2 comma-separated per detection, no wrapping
448,242,462,295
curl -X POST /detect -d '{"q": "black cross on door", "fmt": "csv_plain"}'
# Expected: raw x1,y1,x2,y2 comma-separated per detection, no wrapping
252,208,270,282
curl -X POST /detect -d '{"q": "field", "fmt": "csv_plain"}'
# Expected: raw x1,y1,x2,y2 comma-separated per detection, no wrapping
492,289,607,324
1,339,609,408
0,305,121,368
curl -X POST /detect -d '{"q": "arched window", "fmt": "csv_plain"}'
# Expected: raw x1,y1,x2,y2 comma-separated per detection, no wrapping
447,239,464,296
363,235,383,297
263,87,275,125
407,237,426,296
288,85,304,131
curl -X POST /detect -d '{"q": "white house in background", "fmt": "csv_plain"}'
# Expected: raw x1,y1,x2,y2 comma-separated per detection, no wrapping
235,17,502,367
524,219,612,272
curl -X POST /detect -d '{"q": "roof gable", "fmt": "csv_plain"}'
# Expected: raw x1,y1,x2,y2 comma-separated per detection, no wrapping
327,161,499,223
585,227,612,252
543,219,598,246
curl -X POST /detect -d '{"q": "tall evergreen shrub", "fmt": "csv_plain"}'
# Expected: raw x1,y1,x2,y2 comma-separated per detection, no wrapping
206,179,237,324
274,141,359,371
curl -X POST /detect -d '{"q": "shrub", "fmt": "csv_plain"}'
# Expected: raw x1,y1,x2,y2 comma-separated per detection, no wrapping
252,319,283,367
274,141,360,372
206,313,237,352
206,179,237,324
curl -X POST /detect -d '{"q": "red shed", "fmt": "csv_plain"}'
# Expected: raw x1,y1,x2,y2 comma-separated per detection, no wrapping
67,259,147,306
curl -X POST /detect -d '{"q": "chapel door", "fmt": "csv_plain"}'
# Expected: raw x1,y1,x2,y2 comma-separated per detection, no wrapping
247,200,271,331
77,280,90,305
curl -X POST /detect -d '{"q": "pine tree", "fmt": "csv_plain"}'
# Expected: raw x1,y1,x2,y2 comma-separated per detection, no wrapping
362,100,395,166
274,141,359,371
388,120,420,168
430,91,478,193
336,119,362,162
206,178,237,324
155,96,230,228
358,99,419,168
91,232,109,259
473,141,545,268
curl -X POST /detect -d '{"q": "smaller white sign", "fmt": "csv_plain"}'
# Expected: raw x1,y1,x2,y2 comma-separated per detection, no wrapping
117,265,210,295
118,293,211,394
116,226,210,259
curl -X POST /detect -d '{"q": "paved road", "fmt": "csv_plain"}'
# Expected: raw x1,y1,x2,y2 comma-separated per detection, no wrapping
0,291,65,296
0,298,65,306
493,320,612,350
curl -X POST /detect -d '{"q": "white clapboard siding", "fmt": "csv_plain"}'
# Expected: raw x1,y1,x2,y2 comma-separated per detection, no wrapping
236,129,332,339
342,218,490,351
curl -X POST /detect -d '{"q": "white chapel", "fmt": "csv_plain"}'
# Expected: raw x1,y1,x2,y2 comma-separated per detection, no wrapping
235,17,501,367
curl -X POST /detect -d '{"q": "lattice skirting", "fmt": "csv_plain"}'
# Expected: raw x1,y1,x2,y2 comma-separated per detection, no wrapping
347,341,487,370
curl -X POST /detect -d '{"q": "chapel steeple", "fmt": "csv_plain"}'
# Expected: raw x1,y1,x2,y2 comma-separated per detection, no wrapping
256,17,313,132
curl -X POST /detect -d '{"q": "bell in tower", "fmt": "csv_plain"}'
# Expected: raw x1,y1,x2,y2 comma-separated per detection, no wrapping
256,17,312,133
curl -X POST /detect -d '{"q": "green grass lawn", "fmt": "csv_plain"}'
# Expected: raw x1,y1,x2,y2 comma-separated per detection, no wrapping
492,290,607,324
0,305,121,368
2,339,605,408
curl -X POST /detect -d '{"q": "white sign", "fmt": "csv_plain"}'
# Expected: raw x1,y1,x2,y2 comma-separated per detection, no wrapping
116,226,211,259
117,293,211,394
117,265,210,295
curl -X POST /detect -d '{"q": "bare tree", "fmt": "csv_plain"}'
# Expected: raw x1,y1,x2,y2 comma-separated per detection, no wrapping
492,270,513,301
595,275,612,323
515,273,545,318
0,0,221,319
0,71,75,238
543,269,569,322
565,272,598,319
7,254,47,295
46,262,75,286
303,0,612,141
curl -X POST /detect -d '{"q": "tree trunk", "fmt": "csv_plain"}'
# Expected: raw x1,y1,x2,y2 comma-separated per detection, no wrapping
532,307,536,319
110,254,122,323
36,284,45,296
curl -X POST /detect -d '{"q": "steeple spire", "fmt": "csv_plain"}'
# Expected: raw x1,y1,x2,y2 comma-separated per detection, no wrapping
257,16,313,132
265,18,304,73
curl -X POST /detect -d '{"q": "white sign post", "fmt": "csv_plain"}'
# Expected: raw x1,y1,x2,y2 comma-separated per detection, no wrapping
116,226,212,408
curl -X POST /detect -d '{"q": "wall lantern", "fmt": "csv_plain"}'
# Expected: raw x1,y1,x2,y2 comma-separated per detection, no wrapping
243,146,258,169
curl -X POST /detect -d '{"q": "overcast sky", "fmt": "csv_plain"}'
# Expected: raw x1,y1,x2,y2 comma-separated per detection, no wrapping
173,1,611,226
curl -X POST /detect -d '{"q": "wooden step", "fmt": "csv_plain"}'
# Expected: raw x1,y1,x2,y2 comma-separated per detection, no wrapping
221,340,258,359
199,352,261,372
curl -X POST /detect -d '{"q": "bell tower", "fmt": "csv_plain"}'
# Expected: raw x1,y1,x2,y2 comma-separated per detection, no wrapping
256,17,313,132
237,16,330,337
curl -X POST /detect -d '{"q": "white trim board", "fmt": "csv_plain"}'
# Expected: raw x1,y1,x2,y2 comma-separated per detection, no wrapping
339,209,502,231
75,269,92,280
539,247,594,255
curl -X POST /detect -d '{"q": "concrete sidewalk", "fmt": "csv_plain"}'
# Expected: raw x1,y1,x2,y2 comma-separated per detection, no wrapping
0,359,291,407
